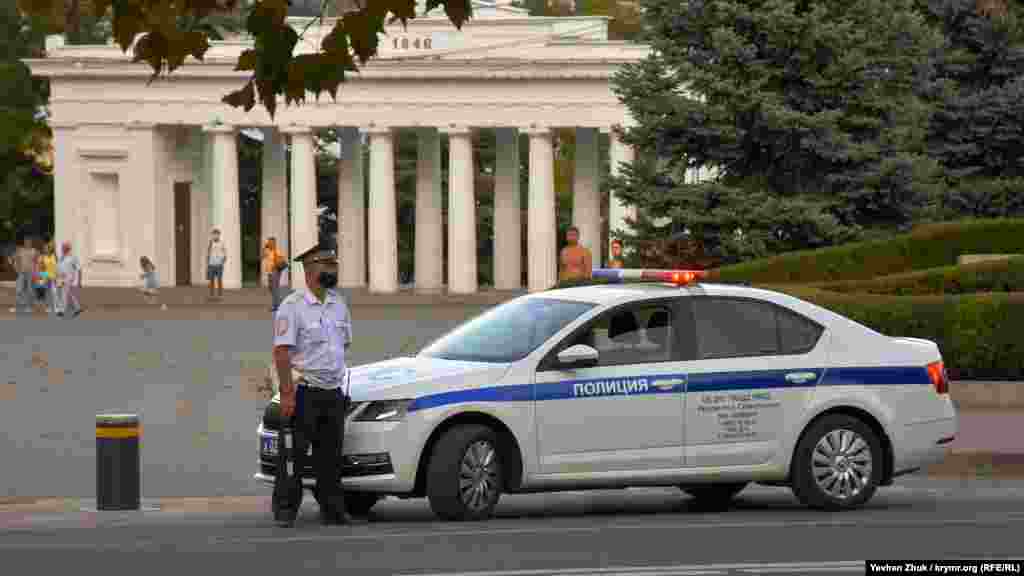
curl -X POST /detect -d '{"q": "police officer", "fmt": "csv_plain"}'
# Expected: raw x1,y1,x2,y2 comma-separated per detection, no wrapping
271,243,353,527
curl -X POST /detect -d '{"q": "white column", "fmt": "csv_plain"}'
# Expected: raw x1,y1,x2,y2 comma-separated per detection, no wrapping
605,126,636,259
203,123,242,290
443,126,478,294
573,127,601,268
261,127,288,286
527,126,557,292
338,127,366,288
493,127,521,290
415,127,443,293
50,122,78,266
367,126,399,293
283,125,318,289
192,127,211,286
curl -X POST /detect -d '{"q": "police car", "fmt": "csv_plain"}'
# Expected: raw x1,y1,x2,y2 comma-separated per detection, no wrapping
255,269,957,520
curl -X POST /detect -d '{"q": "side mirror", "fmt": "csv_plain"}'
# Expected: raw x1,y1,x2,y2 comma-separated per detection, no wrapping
556,344,599,369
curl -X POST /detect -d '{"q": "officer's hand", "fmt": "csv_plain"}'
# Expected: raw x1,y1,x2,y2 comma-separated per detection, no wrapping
280,390,297,419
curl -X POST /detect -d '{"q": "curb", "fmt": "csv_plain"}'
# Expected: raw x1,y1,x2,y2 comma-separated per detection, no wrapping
922,452,1024,478
3,455,1023,517
0,495,271,516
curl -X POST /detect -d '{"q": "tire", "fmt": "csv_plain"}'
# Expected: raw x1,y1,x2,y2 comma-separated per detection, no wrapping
791,414,883,511
426,424,504,521
679,482,747,509
344,492,380,517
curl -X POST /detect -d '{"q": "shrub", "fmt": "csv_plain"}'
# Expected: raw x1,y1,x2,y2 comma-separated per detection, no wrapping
819,256,1024,295
770,286,1024,380
711,218,1024,284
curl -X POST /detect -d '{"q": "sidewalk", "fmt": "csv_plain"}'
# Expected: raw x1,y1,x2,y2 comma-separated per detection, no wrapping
0,285,524,311
925,410,1024,478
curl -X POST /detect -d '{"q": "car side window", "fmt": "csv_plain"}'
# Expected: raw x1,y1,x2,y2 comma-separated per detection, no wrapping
777,306,824,354
693,297,779,359
693,297,824,359
573,304,676,366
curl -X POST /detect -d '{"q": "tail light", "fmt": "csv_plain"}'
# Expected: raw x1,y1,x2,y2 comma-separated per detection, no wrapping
926,361,948,395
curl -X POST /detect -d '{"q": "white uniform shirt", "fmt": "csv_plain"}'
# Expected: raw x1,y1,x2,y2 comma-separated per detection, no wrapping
273,288,352,390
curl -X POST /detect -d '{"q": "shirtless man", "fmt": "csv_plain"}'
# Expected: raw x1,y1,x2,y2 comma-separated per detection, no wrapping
608,239,625,269
559,226,593,281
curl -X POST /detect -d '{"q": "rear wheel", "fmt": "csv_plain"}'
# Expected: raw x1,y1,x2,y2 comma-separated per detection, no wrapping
426,424,504,521
679,482,747,509
791,414,883,511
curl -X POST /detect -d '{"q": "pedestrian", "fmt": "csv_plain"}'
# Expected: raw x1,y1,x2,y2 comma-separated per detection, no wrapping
271,242,353,527
559,226,593,282
58,241,82,317
263,236,287,311
9,235,38,315
41,241,59,316
32,246,48,313
138,256,160,303
207,227,226,300
608,239,625,269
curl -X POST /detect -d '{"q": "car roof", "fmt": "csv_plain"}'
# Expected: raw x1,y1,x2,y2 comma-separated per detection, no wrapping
533,282,783,306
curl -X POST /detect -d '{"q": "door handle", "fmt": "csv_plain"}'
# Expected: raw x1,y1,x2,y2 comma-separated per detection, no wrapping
785,371,817,384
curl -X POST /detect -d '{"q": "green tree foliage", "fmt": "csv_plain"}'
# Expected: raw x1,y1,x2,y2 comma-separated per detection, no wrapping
18,0,474,119
919,0,1024,218
0,1,52,243
574,0,643,41
609,0,946,264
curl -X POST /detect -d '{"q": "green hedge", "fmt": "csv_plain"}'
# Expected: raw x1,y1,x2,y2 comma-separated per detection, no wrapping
712,218,1024,284
819,256,1024,295
770,286,1024,380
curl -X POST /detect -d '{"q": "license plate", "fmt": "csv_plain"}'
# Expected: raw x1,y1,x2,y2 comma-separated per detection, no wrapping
261,435,278,456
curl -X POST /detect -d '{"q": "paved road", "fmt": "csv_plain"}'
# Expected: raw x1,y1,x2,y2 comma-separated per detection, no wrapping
3,480,1024,574
0,315,469,499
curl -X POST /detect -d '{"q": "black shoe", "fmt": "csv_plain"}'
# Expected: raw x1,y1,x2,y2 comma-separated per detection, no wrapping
275,512,296,527
320,508,353,525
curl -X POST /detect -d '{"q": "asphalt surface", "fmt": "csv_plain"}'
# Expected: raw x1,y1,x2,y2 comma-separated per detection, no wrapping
0,314,470,499
2,480,1024,574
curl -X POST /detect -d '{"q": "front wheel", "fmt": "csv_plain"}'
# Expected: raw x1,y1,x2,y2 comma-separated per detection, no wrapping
426,424,504,521
791,414,883,511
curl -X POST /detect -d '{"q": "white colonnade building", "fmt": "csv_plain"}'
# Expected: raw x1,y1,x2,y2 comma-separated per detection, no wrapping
25,0,648,293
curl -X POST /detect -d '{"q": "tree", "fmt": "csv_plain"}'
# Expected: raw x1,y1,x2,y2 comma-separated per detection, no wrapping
18,0,474,119
919,0,1024,218
0,1,53,244
609,0,946,264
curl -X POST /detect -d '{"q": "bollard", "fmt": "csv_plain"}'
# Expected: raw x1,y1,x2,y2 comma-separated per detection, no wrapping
96,413,141,511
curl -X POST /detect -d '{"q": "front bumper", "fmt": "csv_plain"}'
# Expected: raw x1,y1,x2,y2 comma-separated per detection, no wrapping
256,416,418,493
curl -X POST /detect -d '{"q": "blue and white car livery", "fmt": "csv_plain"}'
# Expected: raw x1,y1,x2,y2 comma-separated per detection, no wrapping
256,271,957,520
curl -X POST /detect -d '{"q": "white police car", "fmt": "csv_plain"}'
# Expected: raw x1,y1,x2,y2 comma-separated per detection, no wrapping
255,269,957,520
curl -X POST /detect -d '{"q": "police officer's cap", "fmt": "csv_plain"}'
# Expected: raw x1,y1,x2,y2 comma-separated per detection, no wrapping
293,243,337,264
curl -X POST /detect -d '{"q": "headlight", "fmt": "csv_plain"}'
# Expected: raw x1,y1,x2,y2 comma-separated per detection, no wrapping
354,399,414,422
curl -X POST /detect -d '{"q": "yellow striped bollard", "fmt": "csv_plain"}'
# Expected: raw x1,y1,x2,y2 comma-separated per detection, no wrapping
95,413,141,511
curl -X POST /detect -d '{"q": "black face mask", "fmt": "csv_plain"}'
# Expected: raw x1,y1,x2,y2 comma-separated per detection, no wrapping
318,271,338,289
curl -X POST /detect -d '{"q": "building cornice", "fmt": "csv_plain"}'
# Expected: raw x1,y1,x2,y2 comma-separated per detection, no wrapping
25,56,643,80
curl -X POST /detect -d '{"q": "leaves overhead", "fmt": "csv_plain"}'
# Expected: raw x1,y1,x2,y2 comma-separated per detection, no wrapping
17,0,474,118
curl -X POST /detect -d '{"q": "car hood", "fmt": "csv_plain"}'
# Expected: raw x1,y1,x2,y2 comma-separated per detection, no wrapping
272,356,512,403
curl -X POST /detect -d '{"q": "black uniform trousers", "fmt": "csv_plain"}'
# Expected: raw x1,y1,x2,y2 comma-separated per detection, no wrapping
274,384,348,522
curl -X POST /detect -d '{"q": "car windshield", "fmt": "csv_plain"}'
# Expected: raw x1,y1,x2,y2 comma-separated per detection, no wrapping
418,297,597,363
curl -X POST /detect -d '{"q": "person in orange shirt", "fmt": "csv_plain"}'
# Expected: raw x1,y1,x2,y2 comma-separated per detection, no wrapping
263,237,287,311
559,226,593,282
